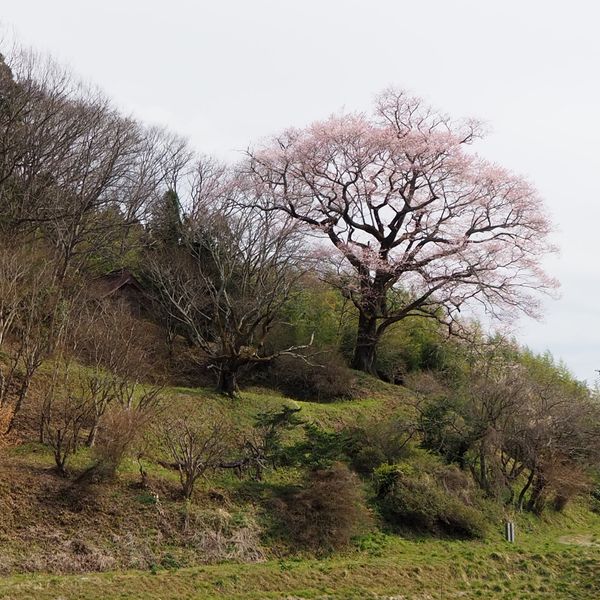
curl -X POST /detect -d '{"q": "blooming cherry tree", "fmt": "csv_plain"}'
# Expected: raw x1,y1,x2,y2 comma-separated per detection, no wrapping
247,89,557,374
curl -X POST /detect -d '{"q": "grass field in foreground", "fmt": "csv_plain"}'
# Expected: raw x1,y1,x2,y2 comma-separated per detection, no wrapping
0,507,598,600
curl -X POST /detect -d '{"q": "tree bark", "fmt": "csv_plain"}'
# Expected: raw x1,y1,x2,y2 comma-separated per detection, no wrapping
527,475,547,514
217,365,239,397
5,377,31,434
518,468,535,510
86,420,99,447
350,271,391,375
182,474,196,500
351,313,379,374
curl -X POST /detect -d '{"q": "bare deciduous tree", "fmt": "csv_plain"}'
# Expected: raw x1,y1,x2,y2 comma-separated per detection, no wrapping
0,48,191,280
418,344,600,511
42,354,93,476
159,413,230,499
147,161,312,396
0,242,71,433
61,300,161,446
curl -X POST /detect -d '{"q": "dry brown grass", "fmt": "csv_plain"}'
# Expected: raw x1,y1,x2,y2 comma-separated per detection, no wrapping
0,449,264,574
0,404,18,448
179,506,265,563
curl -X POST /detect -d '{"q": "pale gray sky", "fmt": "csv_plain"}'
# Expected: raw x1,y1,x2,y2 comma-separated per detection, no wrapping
1,0,598,381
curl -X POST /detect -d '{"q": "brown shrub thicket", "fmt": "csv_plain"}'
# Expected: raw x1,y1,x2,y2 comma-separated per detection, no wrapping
272,462,372,552
374,459,489,538
90,404,158,480
0,405,17,448
179,507,265,563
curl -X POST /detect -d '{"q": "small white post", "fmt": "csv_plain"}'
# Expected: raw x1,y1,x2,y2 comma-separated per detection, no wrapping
504,521,515,543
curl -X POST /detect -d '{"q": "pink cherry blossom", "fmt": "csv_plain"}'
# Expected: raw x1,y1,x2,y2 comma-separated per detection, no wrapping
245,88,558,373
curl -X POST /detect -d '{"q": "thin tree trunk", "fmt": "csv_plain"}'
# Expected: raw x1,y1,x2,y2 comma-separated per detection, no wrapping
6,377,31,434
86,419,99,447
518,469,535,510
479,446,488,493
39,413,47,444
182,473,196,500
527,475,547,514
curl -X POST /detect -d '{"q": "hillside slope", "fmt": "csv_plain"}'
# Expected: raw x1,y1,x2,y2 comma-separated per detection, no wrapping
0,383,598,599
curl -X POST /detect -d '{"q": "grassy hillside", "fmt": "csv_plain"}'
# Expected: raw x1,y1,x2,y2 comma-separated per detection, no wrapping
0,382,410,571
0,506,598,599
0,383,599,598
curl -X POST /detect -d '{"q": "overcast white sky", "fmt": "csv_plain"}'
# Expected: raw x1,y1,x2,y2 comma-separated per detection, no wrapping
1,0,598,382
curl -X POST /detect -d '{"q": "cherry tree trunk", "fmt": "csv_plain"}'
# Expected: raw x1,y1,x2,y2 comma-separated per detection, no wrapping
351,313,379,375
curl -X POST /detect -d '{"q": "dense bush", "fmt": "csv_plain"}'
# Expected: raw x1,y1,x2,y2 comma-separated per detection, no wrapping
416,395,471,467
374,460,487,538
272,462,372,552
591,483,600,514
91,407,154,480
375,317,452,383
343,417,416,475
541,463,591,513
283,417,416,476
274,281,355,351
348,443,387,475
268,354,358,402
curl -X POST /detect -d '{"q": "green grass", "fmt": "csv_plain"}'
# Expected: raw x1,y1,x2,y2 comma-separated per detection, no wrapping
169,380,413,426
1,382,599,599
0,514,598,599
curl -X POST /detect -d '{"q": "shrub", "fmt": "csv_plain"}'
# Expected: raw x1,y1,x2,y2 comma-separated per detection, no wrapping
159,414,231,499
272,462,372,552
44,392,92,477
268,354,357,402
0,404,17,449
284,423,344,469
343,418,416,475
374,461,487,538
374,346,407,384
545,464,591,513
591,484,600,514
179,506,265,563
243,406,304,479
416,395,471,467
351,445,387,475
90,406,155,480
375,317,451,383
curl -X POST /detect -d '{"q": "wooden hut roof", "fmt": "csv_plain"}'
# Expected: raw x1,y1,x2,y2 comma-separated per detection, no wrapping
89,269,145,299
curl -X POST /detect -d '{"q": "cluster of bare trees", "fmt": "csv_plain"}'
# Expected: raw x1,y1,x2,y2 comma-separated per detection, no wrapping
157,405,303,499
415,344,600,512
0,50,188,279
1,45,562,399
0,244,68,435
0,47,181,445
145,160,314,395
40,302,162,476
0,45,316,425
